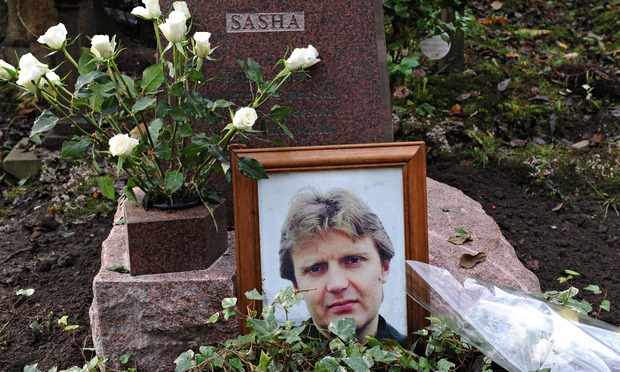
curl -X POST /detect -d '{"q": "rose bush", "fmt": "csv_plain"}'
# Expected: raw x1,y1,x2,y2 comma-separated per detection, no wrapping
1,0,320,208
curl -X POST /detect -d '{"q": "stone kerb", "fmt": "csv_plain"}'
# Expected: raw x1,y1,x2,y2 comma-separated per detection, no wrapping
159,0,393,145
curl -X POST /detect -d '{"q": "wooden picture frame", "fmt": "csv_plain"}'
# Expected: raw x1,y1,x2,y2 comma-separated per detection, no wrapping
231,142,429,345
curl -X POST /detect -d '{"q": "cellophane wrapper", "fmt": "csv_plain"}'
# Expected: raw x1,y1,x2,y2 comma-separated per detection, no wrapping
406,261,620,372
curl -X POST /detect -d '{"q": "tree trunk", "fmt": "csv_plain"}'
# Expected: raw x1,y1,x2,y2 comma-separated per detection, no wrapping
438,1,466,73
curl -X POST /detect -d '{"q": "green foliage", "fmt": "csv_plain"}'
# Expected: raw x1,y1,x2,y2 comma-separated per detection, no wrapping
383,0,479,84
535,269,611,317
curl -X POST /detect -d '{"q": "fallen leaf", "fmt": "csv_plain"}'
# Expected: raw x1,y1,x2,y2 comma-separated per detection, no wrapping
552,203,564,212
450,104,464,117
529,94,550,102
106,266,130,273
590,132,605,143
572,139,590,149
456,92,472,102
392,85,411,100
563,52,579,59
506,51,519,58
448,227,472,245
490,1,503,10
556,40,569,50
531,86,540,95
459,252,487,269
508,138,528,147
497,78,511,92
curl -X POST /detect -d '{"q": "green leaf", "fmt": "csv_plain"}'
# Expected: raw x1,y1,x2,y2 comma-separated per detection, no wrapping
64,325,79,331
148,118,164,144
257,350,271,369
454,227,469,237
437,358,456,372
245,289,264,301
75,71,110,92
58,315,69,325
270,105,292,121
600,300,611,311
164,170,184,194
30,110,59,142
23,365,41,372
178,122,193,137
140,64,165,92
97,176,115,200
106,265,129,273
247,314,279,338
209,144,227,163
315,356,343,372
61,139,91,158
564,269,580,276
237,156,268,180
328,317,356,342
207,312,220,323
186,69,206,83
78,49,96,75
120,352,132,364
174,350,196,372
343,355,373,371
222,297,238,309
132,97,156,113
16,288,35,296
584,284,602,294
242,57,263,85
101,95,119,116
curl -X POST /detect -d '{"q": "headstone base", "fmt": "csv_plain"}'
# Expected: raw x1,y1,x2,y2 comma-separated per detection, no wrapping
89,223,238,371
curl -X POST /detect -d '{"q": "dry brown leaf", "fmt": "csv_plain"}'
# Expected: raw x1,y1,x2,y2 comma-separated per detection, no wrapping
591,132,605,143
392,85,411,100
508,138,528,147
556,40,569,50
459,252,487,269
552,203,564,212
448,233,471,245
490,1,503,10
450,104,464,117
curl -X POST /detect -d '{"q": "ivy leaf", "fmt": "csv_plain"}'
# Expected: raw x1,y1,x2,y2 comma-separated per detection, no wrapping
245,289,264,301
61,139,91,158
237,156,268,180
343,355,373,370
207,312,220,324
584,284,602,295
314,356,343,372
600,300,611,312
328,317,356,342
164,170,184,194
119,352,132,364
16,288,35,296
174,350,196,372
222,297,237,309
140,64,165,92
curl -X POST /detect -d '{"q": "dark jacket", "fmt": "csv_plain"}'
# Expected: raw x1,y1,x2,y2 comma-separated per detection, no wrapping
302,315,407,348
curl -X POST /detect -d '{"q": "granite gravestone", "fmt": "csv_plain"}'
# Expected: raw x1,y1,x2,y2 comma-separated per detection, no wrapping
159,0,393,144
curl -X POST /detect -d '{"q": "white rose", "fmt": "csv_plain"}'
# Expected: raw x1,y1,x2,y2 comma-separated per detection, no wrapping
285,45,320,71
0,59,16,80
37,23,68,50
90,35,115,59
131,0,161,20
16,53,49,89
193,32,212,59
233,107,258,130
109,134,140,158
158,10,187,43
173,1,191,20
39,71,62,90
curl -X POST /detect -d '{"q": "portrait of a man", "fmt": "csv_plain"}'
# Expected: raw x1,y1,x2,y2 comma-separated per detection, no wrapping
278,188,406,346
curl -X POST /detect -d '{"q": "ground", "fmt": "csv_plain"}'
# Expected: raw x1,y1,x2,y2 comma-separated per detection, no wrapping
1,122,618,370
1,1,620,370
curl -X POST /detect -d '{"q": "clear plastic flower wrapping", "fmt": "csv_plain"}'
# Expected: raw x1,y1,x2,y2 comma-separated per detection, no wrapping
406,261,620,371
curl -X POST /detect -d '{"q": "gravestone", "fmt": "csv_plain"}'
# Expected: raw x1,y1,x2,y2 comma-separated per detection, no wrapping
160,0,393,145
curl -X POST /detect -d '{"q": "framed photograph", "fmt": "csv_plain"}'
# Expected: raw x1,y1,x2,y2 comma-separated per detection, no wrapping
232,142,429,346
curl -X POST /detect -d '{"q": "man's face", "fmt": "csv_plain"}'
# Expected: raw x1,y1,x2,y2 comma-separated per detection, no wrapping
291,229,390,337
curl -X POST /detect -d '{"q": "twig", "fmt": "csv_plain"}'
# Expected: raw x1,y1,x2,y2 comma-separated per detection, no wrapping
0,314,15,335
16,0,39,38
0,247,31,265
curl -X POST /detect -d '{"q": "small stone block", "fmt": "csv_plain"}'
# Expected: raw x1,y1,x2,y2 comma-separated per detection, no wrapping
124,199,228,275
2,139,41,180
90,226,238,371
